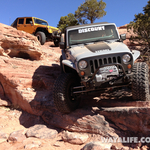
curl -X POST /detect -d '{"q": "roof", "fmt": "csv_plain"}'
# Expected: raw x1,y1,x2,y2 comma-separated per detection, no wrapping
15,17,48,22
66,22,110,30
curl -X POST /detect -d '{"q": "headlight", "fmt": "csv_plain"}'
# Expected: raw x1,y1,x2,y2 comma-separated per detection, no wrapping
122,54,131,63
79,60,87,69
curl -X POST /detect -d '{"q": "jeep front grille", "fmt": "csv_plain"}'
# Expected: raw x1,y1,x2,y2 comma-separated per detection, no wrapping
90,56,121,73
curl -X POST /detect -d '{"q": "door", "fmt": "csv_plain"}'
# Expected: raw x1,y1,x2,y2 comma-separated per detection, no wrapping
17,18,25,31
17,18,35,34
23,18,35,34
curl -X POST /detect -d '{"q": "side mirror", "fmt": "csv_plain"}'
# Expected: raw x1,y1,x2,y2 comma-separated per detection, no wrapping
120,34,126,41
60,34,64,42
59,42,65,49
30,21,33,26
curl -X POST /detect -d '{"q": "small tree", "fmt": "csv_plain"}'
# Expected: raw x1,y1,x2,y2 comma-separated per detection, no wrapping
75,0,106,24
57,13,79,33
127,0,150,53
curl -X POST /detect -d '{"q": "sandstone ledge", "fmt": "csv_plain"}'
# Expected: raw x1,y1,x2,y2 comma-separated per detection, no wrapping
0,23,150,149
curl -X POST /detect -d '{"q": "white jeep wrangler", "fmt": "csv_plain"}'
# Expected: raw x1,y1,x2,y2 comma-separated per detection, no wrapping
53,22,149,114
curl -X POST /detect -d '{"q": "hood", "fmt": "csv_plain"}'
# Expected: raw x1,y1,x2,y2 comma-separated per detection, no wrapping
47,26,60,33
48,26,59,31
69,41,131,61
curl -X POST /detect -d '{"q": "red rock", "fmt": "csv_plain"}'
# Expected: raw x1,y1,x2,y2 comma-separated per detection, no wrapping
111,145,119,150
0,23,42,60
0,52,60,115
25,124,58,139
62,130,89,145
141,145,149,150
8,130,26,143
24,144,40,149
81,141,112,150
0,131,8,142
117,24,143,50
118,24,128,29
0,23,61,115
42,109,119,138
0,98,11,107
99,107,150,135
23,137,42,149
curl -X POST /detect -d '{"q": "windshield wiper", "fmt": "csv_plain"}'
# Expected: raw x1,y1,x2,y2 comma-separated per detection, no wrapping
70,43,84,47
84,42,94,45
94,39,107,43
95,39,117,43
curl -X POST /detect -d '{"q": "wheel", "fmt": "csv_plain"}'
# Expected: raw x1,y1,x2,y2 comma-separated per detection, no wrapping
54,40,59,47
132,62,149,101
35,31,46,45
53,73,80,114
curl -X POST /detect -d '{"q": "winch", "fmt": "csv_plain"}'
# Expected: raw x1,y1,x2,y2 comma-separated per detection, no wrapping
95,65,119,82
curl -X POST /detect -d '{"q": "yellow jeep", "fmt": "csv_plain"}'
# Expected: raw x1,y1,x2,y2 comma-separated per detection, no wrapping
11,17,61,46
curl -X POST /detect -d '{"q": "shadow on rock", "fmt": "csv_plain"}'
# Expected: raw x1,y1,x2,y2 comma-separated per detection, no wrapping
79,87,133,108
19,64,61,128
30,63,61,114
19,110,45,128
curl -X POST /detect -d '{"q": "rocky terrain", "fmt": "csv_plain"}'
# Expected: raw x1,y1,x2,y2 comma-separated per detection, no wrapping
0,23,150,150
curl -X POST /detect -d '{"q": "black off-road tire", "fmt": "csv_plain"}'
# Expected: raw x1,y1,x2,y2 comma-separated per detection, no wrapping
53,73,80,114
54,40,59,47
35,31,46,45
132,62,149,101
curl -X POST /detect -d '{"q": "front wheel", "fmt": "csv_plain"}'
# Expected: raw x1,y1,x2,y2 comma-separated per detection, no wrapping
35,31,46,45
53,73,80,114
54,40,59,47
132,62,149,101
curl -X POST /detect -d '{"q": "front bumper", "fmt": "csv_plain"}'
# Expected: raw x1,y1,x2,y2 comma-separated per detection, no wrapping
74,53,133,94
73,72,133,95
52,30,61,38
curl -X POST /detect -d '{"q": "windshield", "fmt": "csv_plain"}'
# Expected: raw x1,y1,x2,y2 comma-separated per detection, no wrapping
34,18,48,26
68,25,119,46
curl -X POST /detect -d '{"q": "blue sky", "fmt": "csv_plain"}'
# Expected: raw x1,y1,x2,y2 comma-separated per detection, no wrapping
0,0,148,27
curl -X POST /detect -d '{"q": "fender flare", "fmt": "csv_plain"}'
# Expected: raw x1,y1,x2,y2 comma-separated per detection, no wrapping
61,50,77,72
62,59,76,71
132,50,140,62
